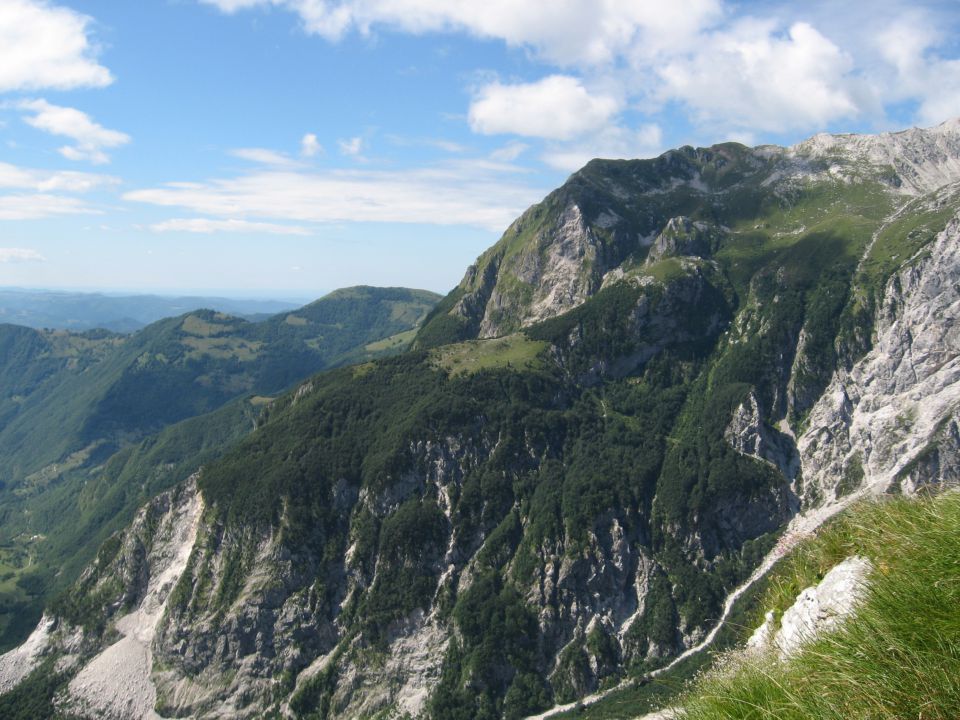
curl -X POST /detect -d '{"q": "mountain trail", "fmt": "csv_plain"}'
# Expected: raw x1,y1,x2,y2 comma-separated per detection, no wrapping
524,484,877,720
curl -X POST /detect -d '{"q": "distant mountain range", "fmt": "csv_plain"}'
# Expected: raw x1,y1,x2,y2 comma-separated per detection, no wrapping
0,285,440,653
0,288,310,333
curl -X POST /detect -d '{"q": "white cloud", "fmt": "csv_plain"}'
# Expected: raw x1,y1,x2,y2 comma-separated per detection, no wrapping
0,161,118,192
0,0,112,92
301,132,322,157
428,139,465,153
541,124,664,171
338,136,363,156
125,162,546,231
385,135,467,154
469,75,619,140
657,21,861,133
198,0,722,66
200,0,960,146
200,0,265,11
0,247,45,263
0,194,98,220
490,141,529,162
17,99,130,164
0,160,113,219
231,147,300,166
913,64,960,126
151,218,312,235
865,11,960,126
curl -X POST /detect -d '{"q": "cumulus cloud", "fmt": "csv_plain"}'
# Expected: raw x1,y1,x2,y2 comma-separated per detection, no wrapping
658,21,861,133
0,0,112,92
201,0,960,149
17,99,130,164
301,133,322,157
469,76,619,140
125,161,546,231
0,247,45,263
198,0,721,66
151,218,311,235
865,11,960,126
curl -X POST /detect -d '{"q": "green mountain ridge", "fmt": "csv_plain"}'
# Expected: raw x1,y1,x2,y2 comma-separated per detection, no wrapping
0,285,440,650
2,121,960,719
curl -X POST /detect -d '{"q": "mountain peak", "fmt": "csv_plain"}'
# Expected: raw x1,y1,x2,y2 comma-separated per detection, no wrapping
415,118,960,349
788,117,960,194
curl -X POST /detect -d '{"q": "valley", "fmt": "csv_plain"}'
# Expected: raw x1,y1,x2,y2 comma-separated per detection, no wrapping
1,121,959,719
0,287,440,651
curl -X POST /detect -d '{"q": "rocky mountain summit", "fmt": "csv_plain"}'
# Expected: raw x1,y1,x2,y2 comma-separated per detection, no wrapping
3,120,960,720
417,118,960,344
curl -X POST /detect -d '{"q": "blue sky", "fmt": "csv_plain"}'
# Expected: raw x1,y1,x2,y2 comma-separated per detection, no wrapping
2,0,960,300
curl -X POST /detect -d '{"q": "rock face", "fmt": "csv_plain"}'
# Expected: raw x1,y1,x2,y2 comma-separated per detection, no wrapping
725,390,800,483
798,204,960,504
746,556,873,659
420,119,960,348
645,216,717,265
0,478,203,720
64,479,203,719
790,118,960,194
0,614,55,694
459,201,608,339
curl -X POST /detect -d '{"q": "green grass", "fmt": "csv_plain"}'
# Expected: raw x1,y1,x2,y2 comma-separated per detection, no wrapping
365,328,418,353
679,491,960,720
180,312,239,337
860,190,958,292
181,335,264,361
642,257,690,283
431,334,548,376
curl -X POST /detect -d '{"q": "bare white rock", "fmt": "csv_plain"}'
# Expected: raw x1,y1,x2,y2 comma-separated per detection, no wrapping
745,555,873,660
798,207,960,505
0,614,55,693
65,481,204,720
790,118,960,195
745,610,777,654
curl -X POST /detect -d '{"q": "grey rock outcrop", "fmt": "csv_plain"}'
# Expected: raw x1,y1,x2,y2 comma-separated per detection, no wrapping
465,202,608,338
725,390,800,482
746,555,873,659
645,217,717,265
798,206,960,504
791,118,960,194
0,478,204,720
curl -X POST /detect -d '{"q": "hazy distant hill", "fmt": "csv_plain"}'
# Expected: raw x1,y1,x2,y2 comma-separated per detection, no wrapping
0,285,440,650
0,288,306,332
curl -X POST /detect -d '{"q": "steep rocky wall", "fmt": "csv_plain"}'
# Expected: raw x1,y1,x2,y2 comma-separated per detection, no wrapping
798,211,960,504
0,478,203,720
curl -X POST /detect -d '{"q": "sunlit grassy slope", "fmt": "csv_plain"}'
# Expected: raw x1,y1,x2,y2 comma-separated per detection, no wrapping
677,491,960,720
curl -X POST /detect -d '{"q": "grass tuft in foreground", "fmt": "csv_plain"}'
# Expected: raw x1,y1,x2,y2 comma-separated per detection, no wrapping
679,490,960,720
